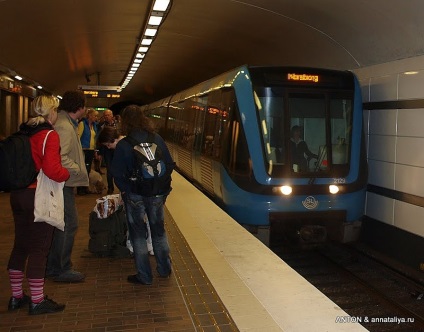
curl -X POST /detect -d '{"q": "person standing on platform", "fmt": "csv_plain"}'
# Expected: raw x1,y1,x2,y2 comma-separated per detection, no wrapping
77,108,99,195
111,105,174,285
97,126,155,256
46,90,88,283
98,109,117,194
7,95,69,315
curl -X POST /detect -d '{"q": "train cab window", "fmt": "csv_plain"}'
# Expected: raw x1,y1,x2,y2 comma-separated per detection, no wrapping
329,97,352,174
222,99,251,178
288,93,353,176
254,87,286,175
289,94,326,173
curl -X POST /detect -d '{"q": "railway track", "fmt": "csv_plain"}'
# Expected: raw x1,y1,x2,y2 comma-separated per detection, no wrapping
273,242,424,331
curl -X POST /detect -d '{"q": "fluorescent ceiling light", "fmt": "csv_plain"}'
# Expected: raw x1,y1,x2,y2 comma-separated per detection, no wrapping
37,85,42,89
138,46,149,52
15,75,22,80
135,53,145,58
134,59,142,63
145,28,157,37
141,38,153,45
153,0,170,11
149,16,162,25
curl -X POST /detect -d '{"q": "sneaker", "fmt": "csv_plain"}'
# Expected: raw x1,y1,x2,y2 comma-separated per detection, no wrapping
127,275,152,285
8,293,30,311
53,270,85,283
29,296,65,315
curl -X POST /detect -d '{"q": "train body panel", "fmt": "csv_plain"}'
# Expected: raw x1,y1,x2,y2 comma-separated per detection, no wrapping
144,65,368,244
219,167,366,225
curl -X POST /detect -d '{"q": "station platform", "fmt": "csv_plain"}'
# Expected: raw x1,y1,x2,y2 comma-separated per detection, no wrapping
0,172,367,332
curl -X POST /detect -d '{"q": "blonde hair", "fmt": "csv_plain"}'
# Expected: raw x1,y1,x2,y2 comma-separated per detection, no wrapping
27,95,59,126
86,108,98,118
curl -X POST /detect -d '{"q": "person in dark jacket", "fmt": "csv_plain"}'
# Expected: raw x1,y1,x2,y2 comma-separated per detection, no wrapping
290,125,317,172
98,109,117,194
111,105,174,285
7,95,69,315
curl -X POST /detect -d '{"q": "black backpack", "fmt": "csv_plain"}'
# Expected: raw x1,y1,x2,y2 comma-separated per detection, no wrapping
124,132,174,196
88,206,130,258
0,131,38,192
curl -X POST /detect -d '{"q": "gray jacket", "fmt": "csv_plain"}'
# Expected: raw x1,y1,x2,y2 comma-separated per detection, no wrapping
55,110,89,187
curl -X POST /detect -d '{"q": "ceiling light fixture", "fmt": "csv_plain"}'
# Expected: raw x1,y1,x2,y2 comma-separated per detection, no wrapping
120,0,172,90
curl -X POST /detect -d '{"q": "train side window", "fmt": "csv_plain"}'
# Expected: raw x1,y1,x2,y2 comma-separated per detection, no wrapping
167,101,184,144
180,96,207,151
203,90,223,158
147,105,168,138
215,89,233,160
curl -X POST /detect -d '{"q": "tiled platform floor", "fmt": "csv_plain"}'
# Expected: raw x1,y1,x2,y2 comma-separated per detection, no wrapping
0,190,238,332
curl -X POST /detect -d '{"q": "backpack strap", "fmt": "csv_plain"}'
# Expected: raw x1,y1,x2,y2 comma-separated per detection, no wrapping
41,130,54,156
123,135,139,147
124,132,155,147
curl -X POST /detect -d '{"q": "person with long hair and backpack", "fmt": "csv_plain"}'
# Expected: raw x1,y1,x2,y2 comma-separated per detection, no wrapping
110,105,174,285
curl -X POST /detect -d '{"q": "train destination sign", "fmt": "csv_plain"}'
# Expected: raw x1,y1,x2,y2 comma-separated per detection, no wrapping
287,73,319,83
78,85,121,98
82,90,121,98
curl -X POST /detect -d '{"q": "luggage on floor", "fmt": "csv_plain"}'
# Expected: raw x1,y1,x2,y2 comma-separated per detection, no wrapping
88,206,130,258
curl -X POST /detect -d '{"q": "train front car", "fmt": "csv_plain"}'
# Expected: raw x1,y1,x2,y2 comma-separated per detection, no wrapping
223,66,367,246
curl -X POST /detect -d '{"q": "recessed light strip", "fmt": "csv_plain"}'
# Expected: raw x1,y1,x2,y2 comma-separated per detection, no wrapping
120,0,171,90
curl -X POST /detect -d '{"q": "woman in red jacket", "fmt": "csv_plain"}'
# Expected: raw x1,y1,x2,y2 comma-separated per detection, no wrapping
7,95,70,315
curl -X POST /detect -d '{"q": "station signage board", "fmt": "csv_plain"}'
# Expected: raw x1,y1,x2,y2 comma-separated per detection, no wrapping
78,85,121,98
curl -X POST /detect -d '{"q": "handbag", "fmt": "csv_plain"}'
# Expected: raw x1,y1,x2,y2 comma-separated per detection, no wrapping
34,130,65,231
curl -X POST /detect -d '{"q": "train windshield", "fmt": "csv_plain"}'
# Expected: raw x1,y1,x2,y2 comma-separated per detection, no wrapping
254,87,353,177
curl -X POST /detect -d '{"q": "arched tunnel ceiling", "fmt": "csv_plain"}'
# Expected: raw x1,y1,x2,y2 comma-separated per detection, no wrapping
1,0,424,105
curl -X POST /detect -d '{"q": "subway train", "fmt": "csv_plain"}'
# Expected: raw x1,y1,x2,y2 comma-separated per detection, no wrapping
143,65,368,245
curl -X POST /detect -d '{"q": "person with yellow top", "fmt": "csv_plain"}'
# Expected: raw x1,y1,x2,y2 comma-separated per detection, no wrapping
77,108,99,195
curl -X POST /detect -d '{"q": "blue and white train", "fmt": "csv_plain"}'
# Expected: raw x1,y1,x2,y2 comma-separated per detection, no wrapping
143,65,368,245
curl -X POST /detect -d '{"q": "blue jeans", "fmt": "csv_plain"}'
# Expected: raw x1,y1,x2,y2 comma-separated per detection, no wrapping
46,186,79,275
124,193,171,283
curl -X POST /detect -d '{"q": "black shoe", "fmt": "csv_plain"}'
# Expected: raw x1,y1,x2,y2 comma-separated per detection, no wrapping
53,270,85,283
127,275,152,285
8,293,30,311
29,296,65,315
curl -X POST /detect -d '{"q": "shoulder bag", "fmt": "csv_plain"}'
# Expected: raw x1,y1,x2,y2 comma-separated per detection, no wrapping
34,130,65,231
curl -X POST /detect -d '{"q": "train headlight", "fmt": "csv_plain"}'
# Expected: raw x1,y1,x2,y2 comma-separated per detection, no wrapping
279,185,292,195
329,185,339,194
